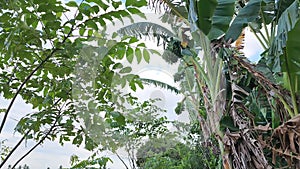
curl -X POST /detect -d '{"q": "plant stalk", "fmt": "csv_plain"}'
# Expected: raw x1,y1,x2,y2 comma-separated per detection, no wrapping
249,24,268,50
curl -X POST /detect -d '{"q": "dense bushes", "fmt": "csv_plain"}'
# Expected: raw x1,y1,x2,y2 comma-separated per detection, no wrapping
136,137,220,169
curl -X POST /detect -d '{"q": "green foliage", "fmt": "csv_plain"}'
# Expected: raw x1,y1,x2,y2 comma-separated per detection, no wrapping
139,78,180,94
175,101,185,115
70,154,111,169
125,0,147,8
0,140,11,163
152,0,300,168
117,22,176,48
225,0,262,41
269,1,299,70
276,0,295,18
188,0,235,40
285,19,300,94
261,0,300,116
136,136,220,169
0,0,157,167
207,0,235,40
193,0,218,35
220,116,239,132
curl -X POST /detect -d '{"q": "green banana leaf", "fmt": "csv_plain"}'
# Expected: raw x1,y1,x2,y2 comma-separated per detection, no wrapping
195,0,218,35
225,0,262,42
266,1,300,93
208,0,235,40
271,1,299,57
285,20,300,93
188,0,235,40
276,0,295,19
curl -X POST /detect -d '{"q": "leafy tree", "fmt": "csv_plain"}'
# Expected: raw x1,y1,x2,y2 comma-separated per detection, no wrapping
0,0,170,168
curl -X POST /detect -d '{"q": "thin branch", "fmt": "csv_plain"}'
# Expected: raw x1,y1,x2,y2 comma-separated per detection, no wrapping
249,24,268,50
11,116,60,168
0,17,76,134
0,130,30,168
0,96,63,167
116,153,129,169
0,49,57,134
10,96,66,168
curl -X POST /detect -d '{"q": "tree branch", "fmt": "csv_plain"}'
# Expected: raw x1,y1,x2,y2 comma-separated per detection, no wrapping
116,153,129,169
0,130,30,168
10,96,66,168
11,116,60,168
0,96,63,167
0,19,75,134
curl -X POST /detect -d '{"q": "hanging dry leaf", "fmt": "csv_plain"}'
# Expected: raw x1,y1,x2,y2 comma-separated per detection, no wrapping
268,115,300,168
255,123,272,132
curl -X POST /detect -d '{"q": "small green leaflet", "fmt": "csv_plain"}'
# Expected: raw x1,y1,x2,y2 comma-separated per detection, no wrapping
119,67,132,74
126,47,134,63
143,49,150,63
135,48,142,63
65,1,78,7
0,109,6,114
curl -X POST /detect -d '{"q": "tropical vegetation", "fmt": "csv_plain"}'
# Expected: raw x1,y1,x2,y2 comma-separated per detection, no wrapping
0,0,300,168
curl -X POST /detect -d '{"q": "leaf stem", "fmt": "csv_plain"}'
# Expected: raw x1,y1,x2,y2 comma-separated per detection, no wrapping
260,10,270,44
277,94,295,117
162,0,190,26
248,24,268,50
284,50,299,116
258,30,269,48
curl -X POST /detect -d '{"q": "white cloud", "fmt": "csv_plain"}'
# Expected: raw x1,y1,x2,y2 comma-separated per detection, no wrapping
243,28,264,62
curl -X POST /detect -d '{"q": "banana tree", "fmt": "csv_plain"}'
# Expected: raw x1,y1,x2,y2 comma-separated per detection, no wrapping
144,0,300,168
185,0,300,168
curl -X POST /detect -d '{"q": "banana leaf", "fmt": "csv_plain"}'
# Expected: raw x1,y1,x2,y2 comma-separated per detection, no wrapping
285,19,300,93
225,0,262,41
208,0,235,40
188,0,235,40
